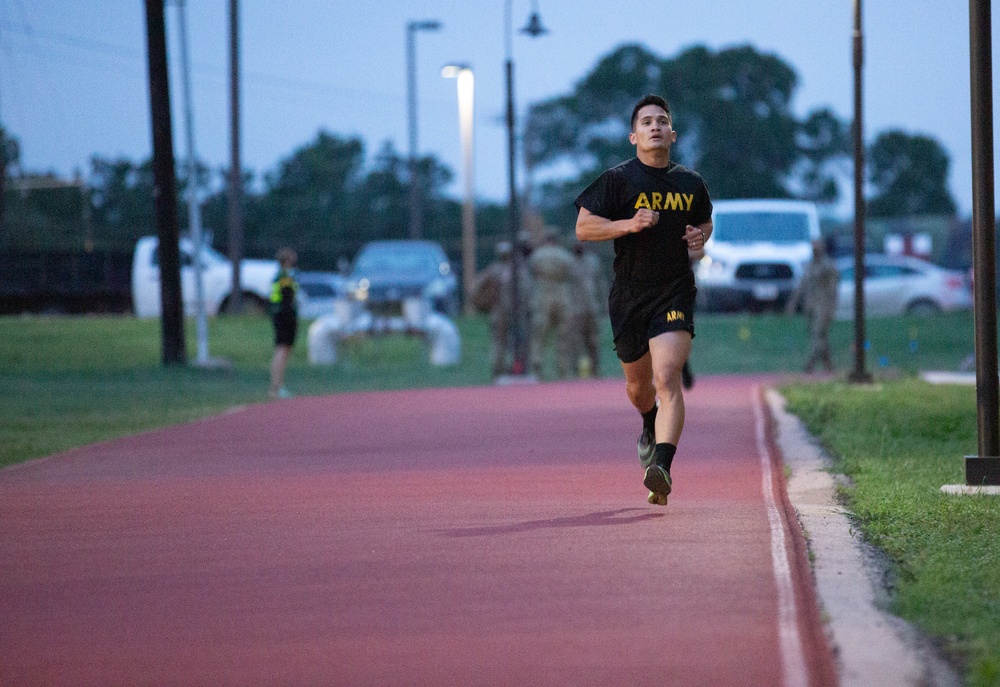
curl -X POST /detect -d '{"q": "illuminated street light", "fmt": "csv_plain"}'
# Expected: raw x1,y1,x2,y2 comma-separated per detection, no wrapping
441,64,477,315
406,19,442,240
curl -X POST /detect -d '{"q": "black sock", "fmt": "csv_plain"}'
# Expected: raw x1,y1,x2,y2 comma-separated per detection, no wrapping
640,403,658,431
653,443,676,472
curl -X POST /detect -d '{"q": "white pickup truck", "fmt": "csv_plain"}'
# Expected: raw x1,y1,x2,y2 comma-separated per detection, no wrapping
131,236,278,318
694,199,821,312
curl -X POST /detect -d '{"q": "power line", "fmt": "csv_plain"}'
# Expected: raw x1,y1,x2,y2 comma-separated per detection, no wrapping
0,19,403,105
0,21,137,59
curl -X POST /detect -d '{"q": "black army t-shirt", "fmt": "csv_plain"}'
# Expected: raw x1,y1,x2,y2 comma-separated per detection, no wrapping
575,158,712,286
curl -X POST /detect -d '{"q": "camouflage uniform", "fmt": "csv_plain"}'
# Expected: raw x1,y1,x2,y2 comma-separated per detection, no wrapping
573,245,607,376
471,242,515,378
512,233,535,372
528,238,579,379
788,240,839,372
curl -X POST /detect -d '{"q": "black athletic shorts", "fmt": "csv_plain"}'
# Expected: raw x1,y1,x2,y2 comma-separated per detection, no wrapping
608,272,696,364
273,312,298,347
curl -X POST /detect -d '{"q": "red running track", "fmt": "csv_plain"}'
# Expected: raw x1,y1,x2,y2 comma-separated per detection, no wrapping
0,376,836,687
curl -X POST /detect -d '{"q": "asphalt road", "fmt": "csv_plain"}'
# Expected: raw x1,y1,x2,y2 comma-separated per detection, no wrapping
0,376,836,687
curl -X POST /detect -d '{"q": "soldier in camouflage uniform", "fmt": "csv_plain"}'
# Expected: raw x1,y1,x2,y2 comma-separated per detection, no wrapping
471,241,515,379
573,243,607,377
786,238,840,373
528,232,580,379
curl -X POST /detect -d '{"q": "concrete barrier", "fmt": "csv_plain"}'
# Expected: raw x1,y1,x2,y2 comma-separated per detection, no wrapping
308,297,460,367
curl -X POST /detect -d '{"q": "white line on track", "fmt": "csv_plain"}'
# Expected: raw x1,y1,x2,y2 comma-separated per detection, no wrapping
752,384,809,687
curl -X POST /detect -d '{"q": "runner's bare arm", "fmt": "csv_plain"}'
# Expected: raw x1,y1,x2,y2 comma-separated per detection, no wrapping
575,206,659,242
682,221,713,249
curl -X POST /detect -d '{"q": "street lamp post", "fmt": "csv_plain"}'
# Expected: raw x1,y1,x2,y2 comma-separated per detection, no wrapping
967,0,1000,485
849,0,872,384
505,0,548,376
406,19,442,240
174,0,210,366
442,65,477,315
227,0,243,315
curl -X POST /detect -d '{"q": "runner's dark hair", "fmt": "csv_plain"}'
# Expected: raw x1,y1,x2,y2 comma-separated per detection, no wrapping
630,94,671,131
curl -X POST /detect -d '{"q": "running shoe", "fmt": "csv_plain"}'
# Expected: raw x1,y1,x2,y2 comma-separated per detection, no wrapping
647,490,669,506
643,464,672,505
637,425,655,468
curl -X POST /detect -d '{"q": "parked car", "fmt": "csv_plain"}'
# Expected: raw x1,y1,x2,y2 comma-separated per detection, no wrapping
834,254,973,319
695,199,822,312
297,271,346,320
346,240,458,317
132,236,277,317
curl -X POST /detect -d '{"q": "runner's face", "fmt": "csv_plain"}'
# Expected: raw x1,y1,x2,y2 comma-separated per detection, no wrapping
629,105,676,154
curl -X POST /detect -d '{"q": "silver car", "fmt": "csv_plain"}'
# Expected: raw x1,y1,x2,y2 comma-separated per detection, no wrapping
835,254,972,319
297,271,345,320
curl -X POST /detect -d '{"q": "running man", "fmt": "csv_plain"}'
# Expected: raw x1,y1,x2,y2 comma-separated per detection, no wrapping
574,94,713,506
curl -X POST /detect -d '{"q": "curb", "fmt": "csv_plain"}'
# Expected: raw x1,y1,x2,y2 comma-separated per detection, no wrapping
765,388,961,687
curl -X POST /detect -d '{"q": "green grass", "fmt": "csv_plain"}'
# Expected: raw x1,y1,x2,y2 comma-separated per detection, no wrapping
783,380,1000,686
0,314,499,469
0,310,977,469
695,310,975,375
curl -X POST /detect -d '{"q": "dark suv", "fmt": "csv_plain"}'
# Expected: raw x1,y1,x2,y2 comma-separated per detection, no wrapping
346,240,458,317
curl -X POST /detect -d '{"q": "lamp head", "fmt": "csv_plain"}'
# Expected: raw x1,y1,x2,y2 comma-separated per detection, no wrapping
441,64,471,78
520,12,548,37
409,19,442,32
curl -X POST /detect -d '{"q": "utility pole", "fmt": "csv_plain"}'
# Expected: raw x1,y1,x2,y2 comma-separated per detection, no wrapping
143,0,186,365
227,0,244,313
505,54,523,371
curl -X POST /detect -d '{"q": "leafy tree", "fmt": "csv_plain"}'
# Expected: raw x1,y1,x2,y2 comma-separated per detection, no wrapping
866,130,957,217
524,43,851,225
7,128,509,273
524,45,663,187
256,131,365,257
2,128,98,251
88,157,155,244
351,141,409,243
668,45,801,199
200,166,256,255
350,141,456,249
84,154,219,249
0,127,20,247
203,134,467,269
0,127,18,172
244,134,459,267
794,108,850,204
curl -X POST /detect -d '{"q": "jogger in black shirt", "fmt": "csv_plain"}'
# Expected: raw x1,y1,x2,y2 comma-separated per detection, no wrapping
575,94,713,506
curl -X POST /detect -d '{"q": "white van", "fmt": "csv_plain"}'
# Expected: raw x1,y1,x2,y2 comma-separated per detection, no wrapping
694,199,821,311
131,236,278,318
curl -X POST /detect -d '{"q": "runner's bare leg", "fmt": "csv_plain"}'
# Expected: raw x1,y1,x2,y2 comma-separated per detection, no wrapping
647,330,692,444
621,352,656,416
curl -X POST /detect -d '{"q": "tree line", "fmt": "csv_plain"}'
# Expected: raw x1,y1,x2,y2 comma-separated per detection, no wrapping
524,43,956,228
1,42,957,271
